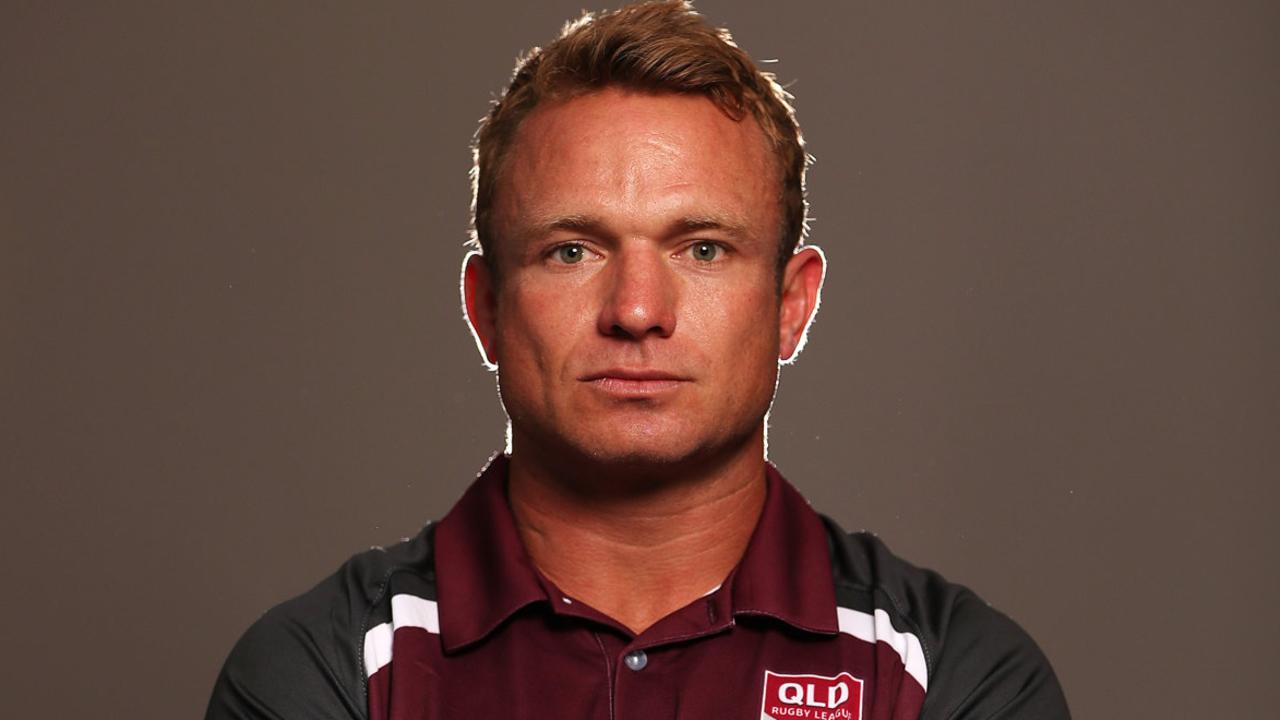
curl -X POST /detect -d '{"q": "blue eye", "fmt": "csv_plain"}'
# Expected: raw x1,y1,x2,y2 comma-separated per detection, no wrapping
556,244,586,264
690,242,719,261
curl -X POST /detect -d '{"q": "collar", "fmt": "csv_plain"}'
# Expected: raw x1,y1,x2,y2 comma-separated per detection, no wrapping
432,454,838,652
726,462,839,634
433,454,546,653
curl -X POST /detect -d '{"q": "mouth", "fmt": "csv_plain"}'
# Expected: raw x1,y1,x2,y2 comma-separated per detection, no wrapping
580,368,691,396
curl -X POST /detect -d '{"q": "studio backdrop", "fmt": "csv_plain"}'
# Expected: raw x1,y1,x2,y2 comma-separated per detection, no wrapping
2,1,1276,717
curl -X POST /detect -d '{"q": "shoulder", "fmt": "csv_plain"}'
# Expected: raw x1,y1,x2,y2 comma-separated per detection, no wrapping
205,524,438,720
819,516,1070,720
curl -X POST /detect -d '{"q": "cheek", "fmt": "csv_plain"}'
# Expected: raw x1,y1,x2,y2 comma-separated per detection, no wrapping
689,280,780,377
493,287,580,380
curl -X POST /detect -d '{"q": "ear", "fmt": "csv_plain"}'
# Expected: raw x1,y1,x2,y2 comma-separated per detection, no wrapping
461,250,499,369
778,245,826,364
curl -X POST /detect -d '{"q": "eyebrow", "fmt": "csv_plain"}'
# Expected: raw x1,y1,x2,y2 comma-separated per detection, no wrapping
528,214,607,239
521,213,755,243
670,215,753,240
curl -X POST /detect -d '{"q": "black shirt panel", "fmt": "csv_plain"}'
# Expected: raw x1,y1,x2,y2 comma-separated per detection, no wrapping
822,518,1070,719
206,525,436,720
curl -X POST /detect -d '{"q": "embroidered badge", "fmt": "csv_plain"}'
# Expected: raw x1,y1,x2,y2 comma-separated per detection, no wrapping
759,670,863,720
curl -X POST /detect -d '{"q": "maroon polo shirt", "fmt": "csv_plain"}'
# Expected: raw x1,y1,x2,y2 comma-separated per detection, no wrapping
207,455,1069,720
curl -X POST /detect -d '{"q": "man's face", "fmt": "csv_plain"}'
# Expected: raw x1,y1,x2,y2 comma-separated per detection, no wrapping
465,87,821,468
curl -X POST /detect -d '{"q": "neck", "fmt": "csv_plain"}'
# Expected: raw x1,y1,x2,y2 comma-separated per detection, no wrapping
506,432,768,635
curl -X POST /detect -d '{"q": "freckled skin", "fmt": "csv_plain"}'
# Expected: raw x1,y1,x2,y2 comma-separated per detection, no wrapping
467,87,820,477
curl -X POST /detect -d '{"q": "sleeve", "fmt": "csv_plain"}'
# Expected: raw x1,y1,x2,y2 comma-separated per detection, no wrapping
920,590,1070,720
205,565,373,720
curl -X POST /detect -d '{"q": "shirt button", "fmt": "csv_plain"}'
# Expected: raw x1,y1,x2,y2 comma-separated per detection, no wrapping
623,650,648,671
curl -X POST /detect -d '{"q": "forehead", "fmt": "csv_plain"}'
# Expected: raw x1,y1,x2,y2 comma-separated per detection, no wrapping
493,88,778,244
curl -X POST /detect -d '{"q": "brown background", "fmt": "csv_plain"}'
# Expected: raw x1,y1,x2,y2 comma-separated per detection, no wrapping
2,1,1276,717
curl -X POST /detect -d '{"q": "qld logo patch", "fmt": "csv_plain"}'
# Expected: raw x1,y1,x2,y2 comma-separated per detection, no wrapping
759,670,863,720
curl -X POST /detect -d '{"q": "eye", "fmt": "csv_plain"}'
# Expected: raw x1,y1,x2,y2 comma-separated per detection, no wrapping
688,241,721,262
554,243,586,264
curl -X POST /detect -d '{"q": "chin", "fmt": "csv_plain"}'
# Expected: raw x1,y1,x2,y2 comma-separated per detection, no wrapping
579,441,698,467
571,422,696,465
571,413,759,471
509,397,767,471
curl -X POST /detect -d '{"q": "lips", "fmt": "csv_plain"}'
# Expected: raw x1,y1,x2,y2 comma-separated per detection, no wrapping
580,368,691,396
582,368,688,381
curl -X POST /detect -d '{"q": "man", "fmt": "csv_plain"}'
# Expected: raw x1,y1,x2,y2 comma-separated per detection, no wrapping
207,2,1069,718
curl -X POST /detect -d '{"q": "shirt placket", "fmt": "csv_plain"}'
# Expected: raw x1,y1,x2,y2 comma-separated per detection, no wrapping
588,591,736,720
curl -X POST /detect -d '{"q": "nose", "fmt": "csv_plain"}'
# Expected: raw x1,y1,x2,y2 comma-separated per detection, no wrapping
596,246,678,340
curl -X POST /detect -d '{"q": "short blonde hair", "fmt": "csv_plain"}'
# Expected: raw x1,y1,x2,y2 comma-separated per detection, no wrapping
470,0,810,278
